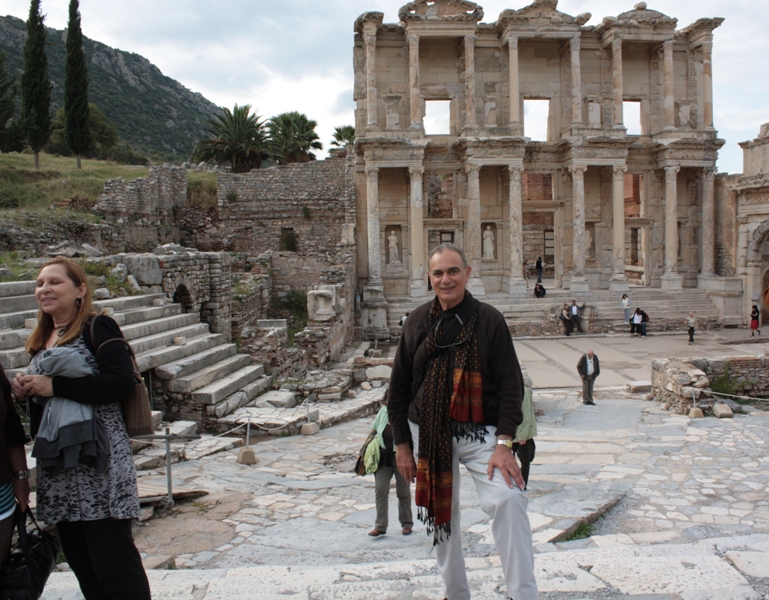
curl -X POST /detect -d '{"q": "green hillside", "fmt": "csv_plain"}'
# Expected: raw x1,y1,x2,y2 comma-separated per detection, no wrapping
0,15,221,162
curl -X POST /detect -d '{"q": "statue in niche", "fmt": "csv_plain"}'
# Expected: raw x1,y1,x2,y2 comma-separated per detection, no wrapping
482,225,495,260
585,228,594,258
388,231,401,265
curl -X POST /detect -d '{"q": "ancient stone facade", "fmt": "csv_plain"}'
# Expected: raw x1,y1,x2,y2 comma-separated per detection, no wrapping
96,166,187,220
353,0,726,335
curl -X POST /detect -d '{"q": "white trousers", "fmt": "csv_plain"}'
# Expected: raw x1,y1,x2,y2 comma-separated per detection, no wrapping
410,422,538,600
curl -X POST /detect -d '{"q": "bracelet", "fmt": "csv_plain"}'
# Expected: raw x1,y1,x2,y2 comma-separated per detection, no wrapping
12,469,31,481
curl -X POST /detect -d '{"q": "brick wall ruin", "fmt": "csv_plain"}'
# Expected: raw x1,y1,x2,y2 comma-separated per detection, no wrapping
96,166,187,219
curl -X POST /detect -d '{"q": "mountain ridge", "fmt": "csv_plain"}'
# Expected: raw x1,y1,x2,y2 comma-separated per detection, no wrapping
0,14,221,162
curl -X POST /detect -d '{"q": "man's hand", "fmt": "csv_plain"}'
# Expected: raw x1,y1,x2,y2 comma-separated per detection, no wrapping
487,445,525,490
395,442,416,483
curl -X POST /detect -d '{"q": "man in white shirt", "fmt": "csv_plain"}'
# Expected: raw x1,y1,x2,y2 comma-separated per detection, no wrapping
570,300,586,333
576,350,600,405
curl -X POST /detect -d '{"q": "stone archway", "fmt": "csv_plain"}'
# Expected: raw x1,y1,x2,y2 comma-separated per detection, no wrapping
747,221,769,326
173,284,194,314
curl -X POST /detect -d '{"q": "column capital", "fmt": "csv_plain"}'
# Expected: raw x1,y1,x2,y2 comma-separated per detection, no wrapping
570,34,581,51
408,166,424,177
464,34,476,44
465,163,481,177
702,166,717,180
507,35,518,50
612,37,622,52
507,164,523,176
613,164,628,178
700,41,713,55
568,164,587,176
664,165,680,177
365,165,379,177
663,38,674,51
408,33,419,46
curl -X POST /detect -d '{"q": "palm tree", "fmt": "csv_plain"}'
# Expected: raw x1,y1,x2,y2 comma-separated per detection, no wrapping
192,104,271,173
268,111,323,164
330,125,355,148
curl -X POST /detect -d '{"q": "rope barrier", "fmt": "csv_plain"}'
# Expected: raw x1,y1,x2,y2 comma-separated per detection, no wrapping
705,389,766,402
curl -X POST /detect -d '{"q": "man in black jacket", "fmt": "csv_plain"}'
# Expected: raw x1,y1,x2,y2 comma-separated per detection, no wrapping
388,243,537,600
576,350,600,405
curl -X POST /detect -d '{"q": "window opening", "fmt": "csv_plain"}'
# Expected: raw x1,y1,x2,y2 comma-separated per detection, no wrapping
280,228,298,251
424,100,451,135
623,101,641,135
544,230,555,263
624,173,642,218
523,99,549,141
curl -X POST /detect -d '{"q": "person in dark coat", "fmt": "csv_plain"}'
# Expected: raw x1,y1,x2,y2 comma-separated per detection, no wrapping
576,350,600,405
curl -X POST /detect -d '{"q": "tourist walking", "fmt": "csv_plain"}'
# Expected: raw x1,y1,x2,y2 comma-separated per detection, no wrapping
11,257,151,600
389,242,537,600
750,305,761,336
631,308,643,337
686,311,697,345
621,294,631,323
535,257,543,283
560,303,572,336
367,404,413,537
576,350,600,406
533,282,546,298
513,386,537,490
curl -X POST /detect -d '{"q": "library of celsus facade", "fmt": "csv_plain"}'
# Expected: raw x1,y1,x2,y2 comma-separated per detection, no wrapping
352,0,728,328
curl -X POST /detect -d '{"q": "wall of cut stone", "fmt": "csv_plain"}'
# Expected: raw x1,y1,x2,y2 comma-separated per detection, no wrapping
239,324,307,380
230,274,271,341
96,166,187,219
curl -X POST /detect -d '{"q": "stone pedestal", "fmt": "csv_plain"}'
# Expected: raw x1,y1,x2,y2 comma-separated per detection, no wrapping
467,277,486,297
361,285,389,340
508,277,527,294
660,273,683,291
569,277,589,292
609,275,630,292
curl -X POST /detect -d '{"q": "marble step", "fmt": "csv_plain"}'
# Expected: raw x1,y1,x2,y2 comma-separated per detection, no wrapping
205,375,274,420
114,303,182,326
0,346,30,370
134,333,227,373
120,314,199,342
0,328,30,351
154,343,238,381
0,294,39,314
128,324,212,356
166,354,251,393
0,281,35,298
191,365,265,406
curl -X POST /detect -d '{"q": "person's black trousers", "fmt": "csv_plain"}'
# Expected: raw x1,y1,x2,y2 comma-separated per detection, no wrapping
57,518,151,600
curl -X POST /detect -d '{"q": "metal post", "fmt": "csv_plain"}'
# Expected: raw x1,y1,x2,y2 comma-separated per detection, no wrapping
246,418,251,447
165,427,173,506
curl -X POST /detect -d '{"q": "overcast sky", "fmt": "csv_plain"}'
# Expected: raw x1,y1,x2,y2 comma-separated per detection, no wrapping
2,0,767,173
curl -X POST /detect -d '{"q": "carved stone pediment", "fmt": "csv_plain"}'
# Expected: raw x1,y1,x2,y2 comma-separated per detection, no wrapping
615,4,677,27
497,0,591,31
399,0,483,23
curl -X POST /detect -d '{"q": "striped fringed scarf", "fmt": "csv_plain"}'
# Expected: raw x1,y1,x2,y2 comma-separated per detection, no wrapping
416,293,485,545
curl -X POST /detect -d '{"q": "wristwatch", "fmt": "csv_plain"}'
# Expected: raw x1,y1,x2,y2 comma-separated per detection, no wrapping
12,469,32,480
497,439,513,449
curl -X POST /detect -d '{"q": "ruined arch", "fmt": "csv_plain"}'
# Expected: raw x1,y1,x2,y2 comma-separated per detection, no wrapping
173,284,194,314
746,219,769,266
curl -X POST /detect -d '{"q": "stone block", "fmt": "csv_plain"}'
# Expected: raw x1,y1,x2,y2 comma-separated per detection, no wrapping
301,422,320,435
93,287,110,300
627,380,651,393
689,407,704,418
124,254,162,285
255,390,297,409
237,446,257,465
126,275,142,294
712,403,733,418
365,365,392,380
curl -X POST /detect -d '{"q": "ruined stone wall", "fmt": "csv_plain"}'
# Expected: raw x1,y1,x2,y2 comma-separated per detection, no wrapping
651,355,769,414
96,166,187,219
230,274,271,341
239,323,307,380
178,154,356,255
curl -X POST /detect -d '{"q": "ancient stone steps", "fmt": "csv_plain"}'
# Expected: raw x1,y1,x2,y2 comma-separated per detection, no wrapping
134,333,227,373
0,293,39,314
166,354,251,394
0,281,35,297
191,364,266,406
154,343,238,381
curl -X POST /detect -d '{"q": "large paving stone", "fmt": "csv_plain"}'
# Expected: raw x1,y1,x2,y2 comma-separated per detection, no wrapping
255,390,297,409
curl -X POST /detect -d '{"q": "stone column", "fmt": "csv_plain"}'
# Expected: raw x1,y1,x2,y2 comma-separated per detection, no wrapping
663,39,675,129
465,163,485,296
569,165,589,291
464,35,477,130
365,166,382,286
364,23,378,130
508,165,526,293
610,164,629,291
508,36,521,132
699,167,716,277
612,38,624,127
408,34,421,130
570,35,583,125
701,41,714,129
662,165,683,290
409,167,427,297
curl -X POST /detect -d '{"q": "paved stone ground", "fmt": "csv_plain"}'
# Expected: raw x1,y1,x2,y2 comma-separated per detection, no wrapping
41,331,769,599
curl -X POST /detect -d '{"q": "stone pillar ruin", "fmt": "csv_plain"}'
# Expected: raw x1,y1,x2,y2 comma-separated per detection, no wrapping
662,165,683,290
364,22,379,131
464,35,477,130
700,167,716,276
610,164,629,291
663,39,675,129
508,165,527,293
366,166,382,285
465,163,485,296
508,36,521,133
408,34,421,130
570,35,583,125
569,165,589,291
612,38,624,128
409,166,427,297
701,41,714,129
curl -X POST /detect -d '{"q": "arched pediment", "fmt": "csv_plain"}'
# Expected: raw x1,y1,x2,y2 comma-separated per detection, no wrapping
496,0,591,30
615,3,677,28
399,0,483,24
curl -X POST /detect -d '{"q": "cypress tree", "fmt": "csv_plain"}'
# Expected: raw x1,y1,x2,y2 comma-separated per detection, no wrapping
0,52,26,153
64,0,90,169
20,0,52,170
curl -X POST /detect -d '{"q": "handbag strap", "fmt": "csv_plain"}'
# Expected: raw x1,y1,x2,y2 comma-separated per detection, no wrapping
12,506,43,561
90,314,142,381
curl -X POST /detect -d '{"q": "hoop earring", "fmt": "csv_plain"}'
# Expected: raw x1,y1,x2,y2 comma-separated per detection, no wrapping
76,297,83,308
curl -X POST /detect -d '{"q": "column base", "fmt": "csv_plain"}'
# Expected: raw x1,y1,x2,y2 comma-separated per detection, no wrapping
569,276,590,292
660,273,683,291
697,272,717,289
609,274,630,292
361,285,390,340
467,277,486,297
409,278,428,299
508,277,527,294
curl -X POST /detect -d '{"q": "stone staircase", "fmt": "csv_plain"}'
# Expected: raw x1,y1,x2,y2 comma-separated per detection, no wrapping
387,286,723,335
0,280,272,430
